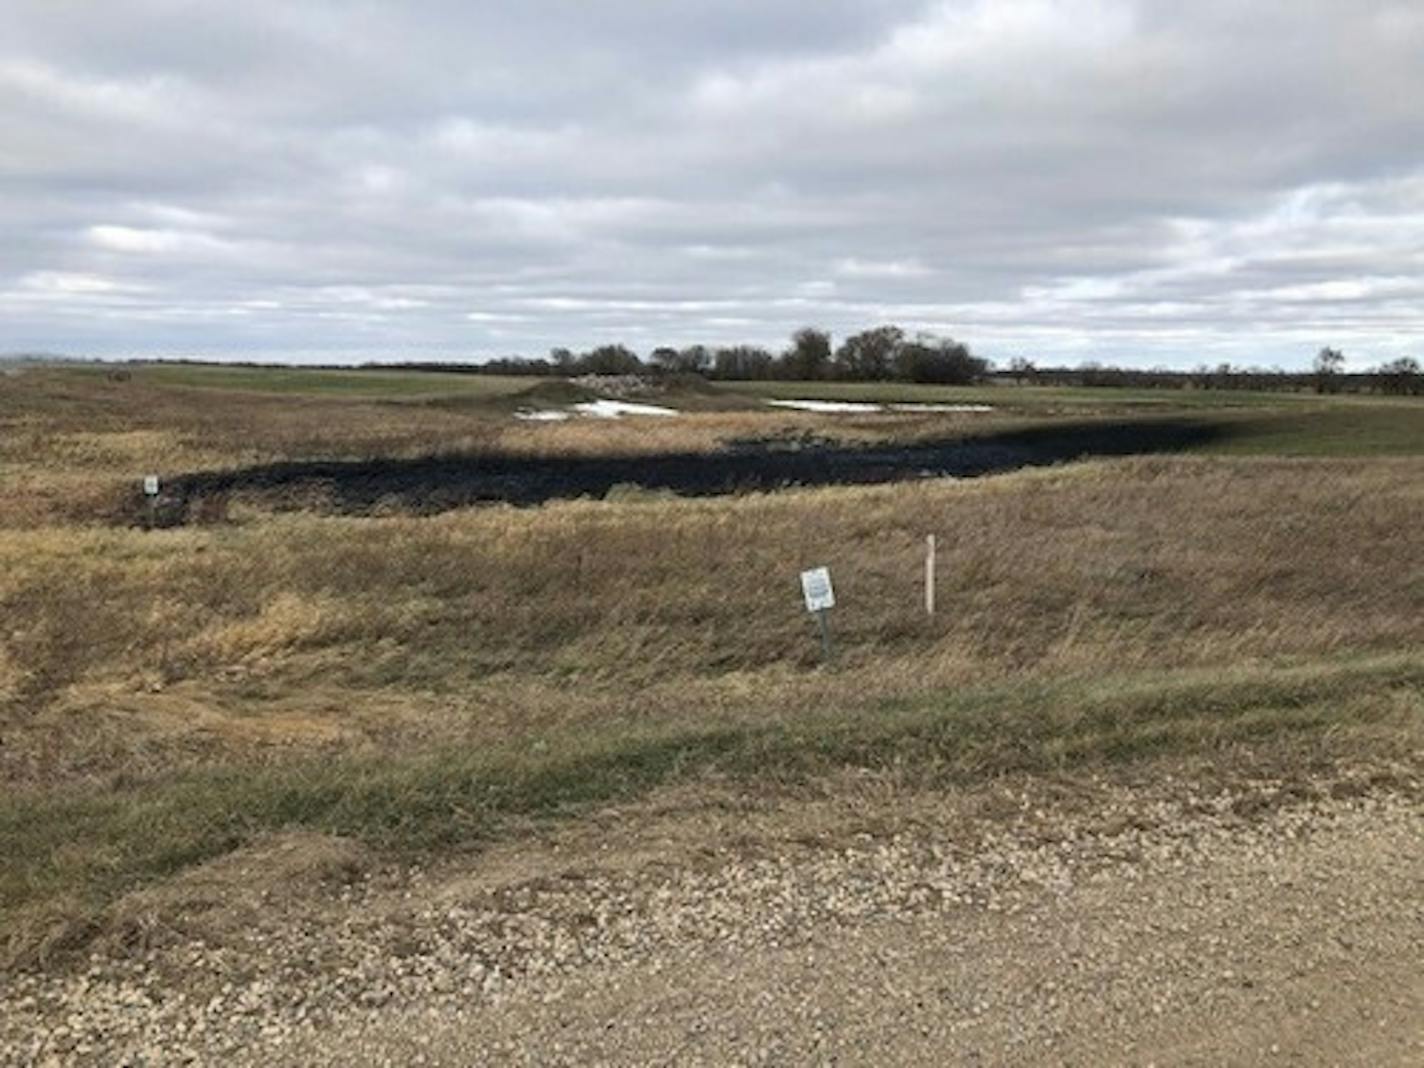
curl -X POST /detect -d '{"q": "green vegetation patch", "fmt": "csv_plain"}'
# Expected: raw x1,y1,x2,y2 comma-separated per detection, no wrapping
719,380,1423,456
1204,405,1424,457
4,651,1419,957
129,363,538,400
717,379,1335,411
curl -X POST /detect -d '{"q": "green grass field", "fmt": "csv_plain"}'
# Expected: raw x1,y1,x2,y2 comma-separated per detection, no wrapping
95,362,540,400
718,378,1334,410
720,379,1424,455
1205,406,1424,456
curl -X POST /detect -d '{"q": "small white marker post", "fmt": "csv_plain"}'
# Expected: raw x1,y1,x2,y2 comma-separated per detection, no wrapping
142,474,159,529
925,534,936,616
800,566,836,663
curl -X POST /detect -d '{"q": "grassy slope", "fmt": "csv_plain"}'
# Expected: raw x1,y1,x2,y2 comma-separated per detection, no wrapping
1,365,1422,960
4,457,1423,950
6,651,1419,957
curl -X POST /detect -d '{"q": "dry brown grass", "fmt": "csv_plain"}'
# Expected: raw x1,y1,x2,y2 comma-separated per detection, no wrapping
0,366,1096,527
3,453,1420,788
1,370,502,526
2,365,1421,965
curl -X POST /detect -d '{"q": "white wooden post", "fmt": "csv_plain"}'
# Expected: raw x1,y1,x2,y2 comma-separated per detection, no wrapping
143,475,160,530
925,534,936,616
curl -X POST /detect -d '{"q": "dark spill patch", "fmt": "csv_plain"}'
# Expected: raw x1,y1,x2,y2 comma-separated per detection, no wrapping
149,419,1225,522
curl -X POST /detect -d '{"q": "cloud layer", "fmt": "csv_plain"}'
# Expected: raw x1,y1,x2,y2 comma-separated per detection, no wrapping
3,1,1422,367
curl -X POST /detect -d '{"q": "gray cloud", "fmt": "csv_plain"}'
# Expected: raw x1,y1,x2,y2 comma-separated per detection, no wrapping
2,0,1422,367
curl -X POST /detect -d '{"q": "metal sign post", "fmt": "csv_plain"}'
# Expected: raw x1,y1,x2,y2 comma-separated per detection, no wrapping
800,566,836,664
142,474,159,529
813,607,833,662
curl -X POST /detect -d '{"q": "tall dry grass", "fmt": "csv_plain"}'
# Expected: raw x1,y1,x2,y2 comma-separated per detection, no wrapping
3,454,1420,787
3,369,1421,962
2,368,977,527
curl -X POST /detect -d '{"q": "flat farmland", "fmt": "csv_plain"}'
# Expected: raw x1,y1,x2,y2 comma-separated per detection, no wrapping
88,362,541,398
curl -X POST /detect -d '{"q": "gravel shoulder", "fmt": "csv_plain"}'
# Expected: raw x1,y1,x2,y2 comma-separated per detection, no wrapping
4,766,1422,1066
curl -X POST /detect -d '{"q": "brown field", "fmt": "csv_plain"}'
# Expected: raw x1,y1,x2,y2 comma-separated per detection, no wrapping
1,364,1421,966
0,369,987,528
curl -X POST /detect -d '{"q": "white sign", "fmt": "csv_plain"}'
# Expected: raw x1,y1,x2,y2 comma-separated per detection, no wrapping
143,475,160,496
800,566,835,613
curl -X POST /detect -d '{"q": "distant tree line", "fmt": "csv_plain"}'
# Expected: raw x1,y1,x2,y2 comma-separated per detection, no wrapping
990,348,1421,396
96,329,1400,395
422,326,991,384
392,334,1420,395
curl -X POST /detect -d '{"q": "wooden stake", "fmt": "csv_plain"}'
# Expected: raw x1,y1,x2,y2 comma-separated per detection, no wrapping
925,534,936,616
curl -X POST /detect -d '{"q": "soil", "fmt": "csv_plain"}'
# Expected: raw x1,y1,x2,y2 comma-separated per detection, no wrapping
151,418,1226,522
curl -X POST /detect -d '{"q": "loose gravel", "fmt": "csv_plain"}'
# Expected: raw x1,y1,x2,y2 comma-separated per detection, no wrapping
3,769,1421,1066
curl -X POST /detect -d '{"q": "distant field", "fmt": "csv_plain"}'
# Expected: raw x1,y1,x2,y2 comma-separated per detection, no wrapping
58,364,1385,410
718,378,1333,410
1206,405,1424,456
1,366,1421,533
722,378,1424,456
116,365,1424,459
92,362,539,399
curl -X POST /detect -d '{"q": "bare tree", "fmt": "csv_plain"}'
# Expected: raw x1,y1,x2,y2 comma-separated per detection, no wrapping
1313,347,1344,394
1007,356,1036,384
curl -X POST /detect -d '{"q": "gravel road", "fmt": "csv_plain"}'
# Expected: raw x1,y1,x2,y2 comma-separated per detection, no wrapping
4,771,1421,1066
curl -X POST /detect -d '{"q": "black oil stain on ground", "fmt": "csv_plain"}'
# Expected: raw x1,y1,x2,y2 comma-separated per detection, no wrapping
155,419,1227,522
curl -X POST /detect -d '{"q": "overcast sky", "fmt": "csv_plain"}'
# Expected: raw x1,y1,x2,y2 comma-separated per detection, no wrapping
3,1,1422,368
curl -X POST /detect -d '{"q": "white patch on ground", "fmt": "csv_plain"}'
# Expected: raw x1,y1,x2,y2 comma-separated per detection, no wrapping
888,403,995,413
571,400,679,418
514,400,680,421
766,399,995,414
766,399,884,413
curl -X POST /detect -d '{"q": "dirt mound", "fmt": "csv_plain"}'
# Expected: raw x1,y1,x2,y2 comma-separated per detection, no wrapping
100,832,371,955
